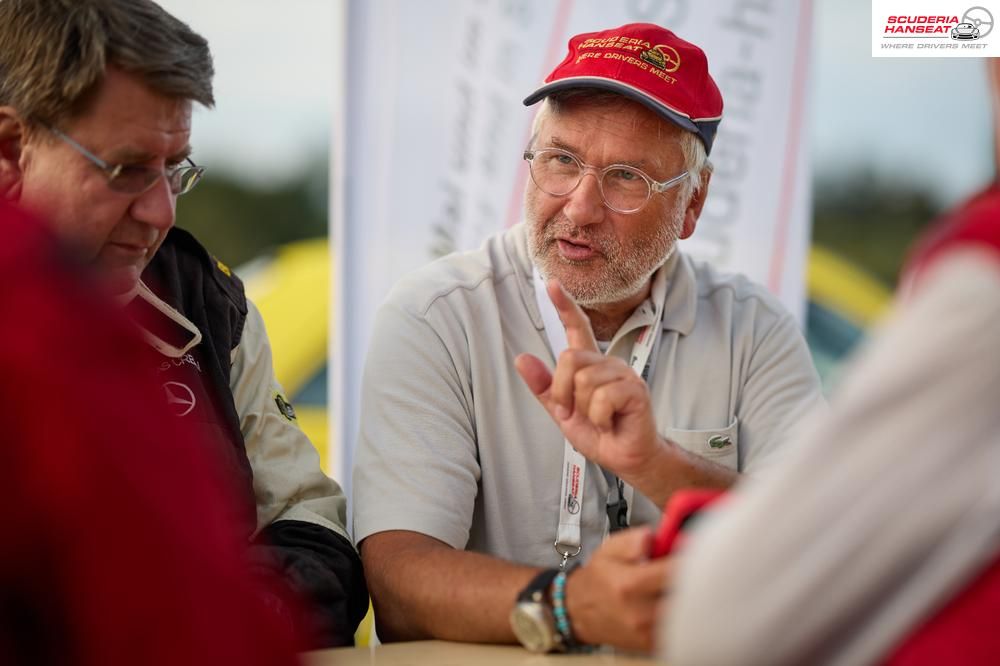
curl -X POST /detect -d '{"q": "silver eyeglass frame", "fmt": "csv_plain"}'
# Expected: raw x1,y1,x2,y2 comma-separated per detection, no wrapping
523,146,689,214
47,126,205,196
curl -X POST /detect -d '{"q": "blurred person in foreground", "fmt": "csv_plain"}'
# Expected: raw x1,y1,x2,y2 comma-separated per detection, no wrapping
0,200,297,665
662,61,1000,666
0,0,366,646
354,23,822,653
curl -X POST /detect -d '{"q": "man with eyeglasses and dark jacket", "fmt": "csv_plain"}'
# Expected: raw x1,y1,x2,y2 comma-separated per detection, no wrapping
354,23,822,654
0,0,366,648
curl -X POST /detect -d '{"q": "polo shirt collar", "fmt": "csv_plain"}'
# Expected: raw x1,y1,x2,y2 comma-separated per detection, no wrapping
612,251,675,342
509,224,546,331
658,250,698,336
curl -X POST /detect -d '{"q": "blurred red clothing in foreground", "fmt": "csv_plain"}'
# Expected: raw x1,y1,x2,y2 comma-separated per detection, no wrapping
882,184,1000,666
0,201,297,665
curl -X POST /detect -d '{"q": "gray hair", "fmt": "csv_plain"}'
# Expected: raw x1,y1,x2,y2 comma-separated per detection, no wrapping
0,0,214,128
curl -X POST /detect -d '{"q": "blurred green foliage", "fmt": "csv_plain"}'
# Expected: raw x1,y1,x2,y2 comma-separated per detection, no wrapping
812,170,943,288
175,159,329,267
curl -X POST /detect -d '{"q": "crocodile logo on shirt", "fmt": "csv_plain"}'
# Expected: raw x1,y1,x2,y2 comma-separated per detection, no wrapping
708,435,732,450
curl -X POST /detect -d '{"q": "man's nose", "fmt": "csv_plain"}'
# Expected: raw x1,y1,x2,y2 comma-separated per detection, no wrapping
562,170,605,227
129,175,176,233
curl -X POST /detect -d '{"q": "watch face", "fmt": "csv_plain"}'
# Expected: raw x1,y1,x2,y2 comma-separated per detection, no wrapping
510,603,555,653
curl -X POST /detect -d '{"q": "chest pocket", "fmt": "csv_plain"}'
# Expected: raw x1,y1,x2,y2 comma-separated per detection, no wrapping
662,417,739,472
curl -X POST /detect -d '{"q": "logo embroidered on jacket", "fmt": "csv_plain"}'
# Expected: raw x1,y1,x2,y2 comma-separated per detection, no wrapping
163,381,197,417
274,392,298,422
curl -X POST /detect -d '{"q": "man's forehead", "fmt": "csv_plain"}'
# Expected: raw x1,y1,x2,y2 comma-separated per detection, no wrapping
537,100,685,166
61,68,195,159
540,96,683,140
70,67,193,128
107,142,193,164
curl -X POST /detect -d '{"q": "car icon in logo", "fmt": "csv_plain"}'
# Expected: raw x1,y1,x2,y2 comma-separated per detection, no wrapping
951,22,981,39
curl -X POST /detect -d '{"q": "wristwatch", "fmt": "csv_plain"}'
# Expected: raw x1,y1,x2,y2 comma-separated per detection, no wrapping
509,569,565,653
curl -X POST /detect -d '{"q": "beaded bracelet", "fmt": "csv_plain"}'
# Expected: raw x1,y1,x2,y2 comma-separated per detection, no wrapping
551,567,577,649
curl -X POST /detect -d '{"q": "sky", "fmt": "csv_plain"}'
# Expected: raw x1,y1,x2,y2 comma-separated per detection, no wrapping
811,0,993,207
158,0,339,187
159,0,994,207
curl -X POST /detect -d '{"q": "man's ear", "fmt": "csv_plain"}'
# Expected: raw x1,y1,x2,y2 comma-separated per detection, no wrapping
679,169,712,240
0,106,27,201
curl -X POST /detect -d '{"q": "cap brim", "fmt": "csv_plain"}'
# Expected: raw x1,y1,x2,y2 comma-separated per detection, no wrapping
523,77,702,137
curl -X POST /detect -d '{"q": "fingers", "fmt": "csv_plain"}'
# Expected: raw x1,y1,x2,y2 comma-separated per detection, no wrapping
514,353,553,398
516,350,632,432
550,348,607,417
546,279,599,353
595,525,654,562
586,529,673,653
627,558,674,601
569,530,677,653
587,378,648,432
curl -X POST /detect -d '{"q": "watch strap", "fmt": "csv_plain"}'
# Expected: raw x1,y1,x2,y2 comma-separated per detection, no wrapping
517,568,560,603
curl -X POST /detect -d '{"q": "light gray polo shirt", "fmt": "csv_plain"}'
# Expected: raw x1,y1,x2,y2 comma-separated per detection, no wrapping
353,224,821,568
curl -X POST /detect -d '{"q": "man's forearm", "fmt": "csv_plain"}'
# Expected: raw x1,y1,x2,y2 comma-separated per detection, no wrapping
628,437,738,508
361,530,541,643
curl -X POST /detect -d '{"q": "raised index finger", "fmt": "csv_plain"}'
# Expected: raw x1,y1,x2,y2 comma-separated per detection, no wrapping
547,279,599,353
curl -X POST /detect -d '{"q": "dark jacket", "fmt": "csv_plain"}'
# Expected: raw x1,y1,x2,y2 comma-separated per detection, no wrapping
136,228,367,648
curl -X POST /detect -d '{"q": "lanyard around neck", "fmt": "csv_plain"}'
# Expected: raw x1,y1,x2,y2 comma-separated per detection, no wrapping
532,267,664,568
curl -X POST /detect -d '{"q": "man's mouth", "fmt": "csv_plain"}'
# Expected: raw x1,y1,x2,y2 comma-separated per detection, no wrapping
106,242,150,260
555,237,599,262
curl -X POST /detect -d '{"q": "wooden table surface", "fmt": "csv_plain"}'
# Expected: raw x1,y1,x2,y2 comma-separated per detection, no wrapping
304,640,660,665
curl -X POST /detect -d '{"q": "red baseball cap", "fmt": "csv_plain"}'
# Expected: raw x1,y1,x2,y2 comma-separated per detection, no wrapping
523,23,723,154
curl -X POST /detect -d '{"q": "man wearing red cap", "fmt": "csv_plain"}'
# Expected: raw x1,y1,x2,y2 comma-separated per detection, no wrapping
354,23,821,652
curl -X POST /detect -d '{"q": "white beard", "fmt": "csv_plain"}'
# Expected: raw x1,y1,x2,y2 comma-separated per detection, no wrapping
527,196,687,308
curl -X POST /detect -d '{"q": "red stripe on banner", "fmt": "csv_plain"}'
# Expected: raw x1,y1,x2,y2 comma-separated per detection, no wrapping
504,0,575,229
768,0,813,293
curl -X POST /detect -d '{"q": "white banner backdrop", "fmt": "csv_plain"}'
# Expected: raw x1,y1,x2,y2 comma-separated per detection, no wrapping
333,0,813,487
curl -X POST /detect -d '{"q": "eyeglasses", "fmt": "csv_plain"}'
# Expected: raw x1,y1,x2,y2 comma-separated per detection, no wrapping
523,147,689,214
47,127,205,196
